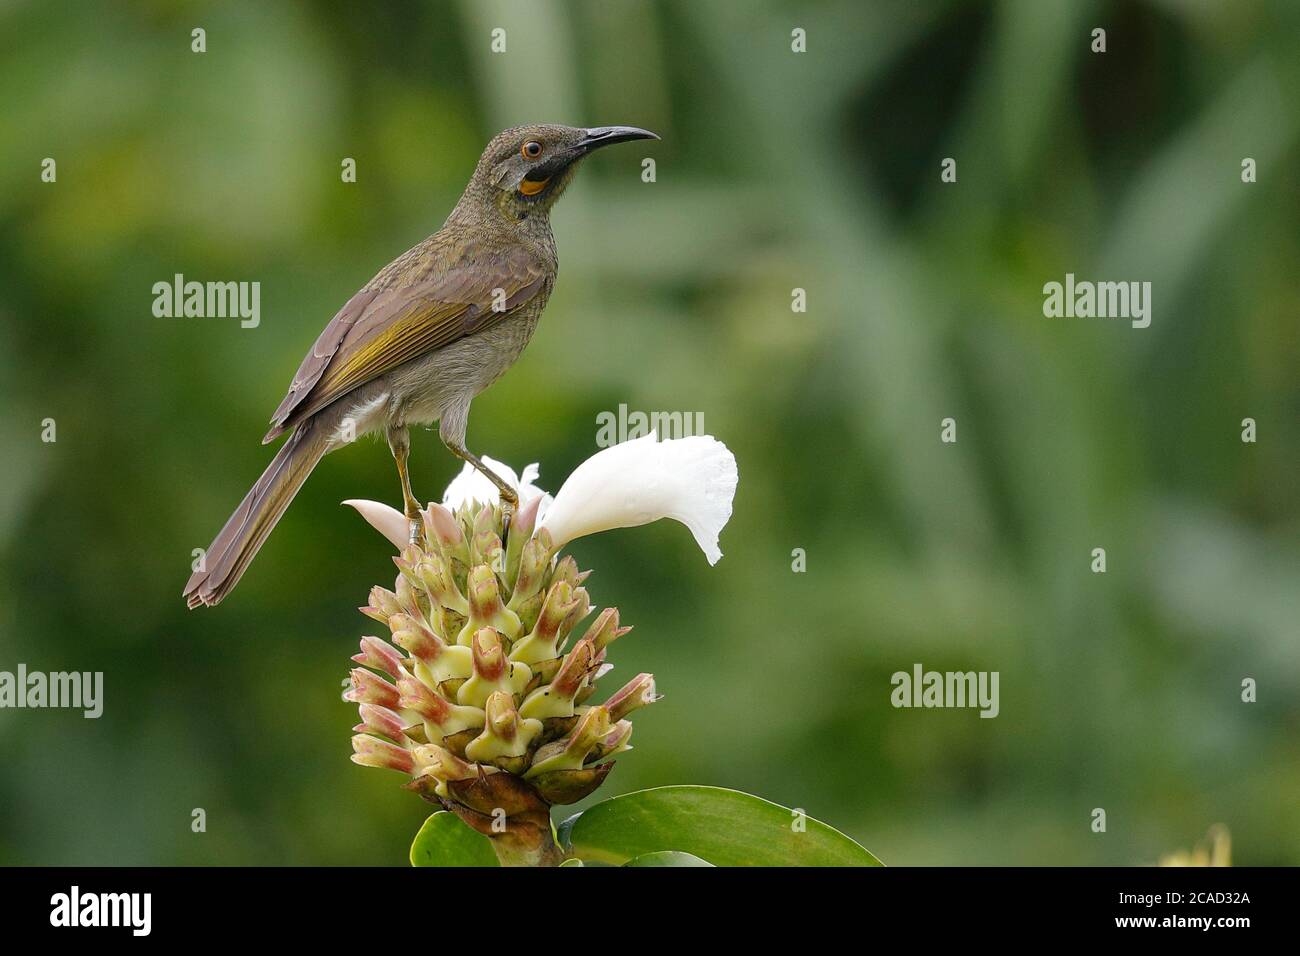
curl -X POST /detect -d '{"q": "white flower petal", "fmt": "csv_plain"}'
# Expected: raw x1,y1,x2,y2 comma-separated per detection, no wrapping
441,457,518,510
348,437,737,563
343,499,408,551
441,457,553,513
537,432,738,564
515,462,554,515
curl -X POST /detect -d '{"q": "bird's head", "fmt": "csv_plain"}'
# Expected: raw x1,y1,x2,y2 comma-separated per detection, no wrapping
469,124,658,222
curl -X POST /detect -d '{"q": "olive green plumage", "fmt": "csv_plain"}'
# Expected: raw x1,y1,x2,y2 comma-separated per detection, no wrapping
184,124,656,609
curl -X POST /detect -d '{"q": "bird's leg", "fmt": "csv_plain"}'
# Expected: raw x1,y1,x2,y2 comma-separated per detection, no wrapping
442,439,519,544
385,425,423,544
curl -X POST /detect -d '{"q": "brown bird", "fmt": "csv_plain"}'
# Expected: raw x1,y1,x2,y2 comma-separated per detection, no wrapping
184,124,657,608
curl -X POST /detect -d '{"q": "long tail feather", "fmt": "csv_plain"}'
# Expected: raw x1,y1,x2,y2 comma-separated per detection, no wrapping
183,421,329,608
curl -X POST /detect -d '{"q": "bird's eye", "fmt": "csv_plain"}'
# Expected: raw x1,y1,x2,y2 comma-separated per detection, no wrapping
521,141,543,159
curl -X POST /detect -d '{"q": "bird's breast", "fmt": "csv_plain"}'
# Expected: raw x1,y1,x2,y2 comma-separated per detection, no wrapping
382,279,553,427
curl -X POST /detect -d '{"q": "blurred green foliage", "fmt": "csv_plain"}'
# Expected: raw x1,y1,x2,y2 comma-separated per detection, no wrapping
1,0,1297,865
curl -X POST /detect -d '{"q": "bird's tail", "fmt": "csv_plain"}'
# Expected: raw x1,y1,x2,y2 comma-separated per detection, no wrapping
184,420,330,608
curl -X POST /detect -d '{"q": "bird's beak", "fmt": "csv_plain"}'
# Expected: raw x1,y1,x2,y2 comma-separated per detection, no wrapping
574,126,659,155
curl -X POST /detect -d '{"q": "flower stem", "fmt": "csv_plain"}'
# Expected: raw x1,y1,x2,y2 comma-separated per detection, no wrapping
489,820,566,867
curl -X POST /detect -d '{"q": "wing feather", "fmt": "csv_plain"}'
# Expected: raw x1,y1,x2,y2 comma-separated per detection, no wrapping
264,246,546,441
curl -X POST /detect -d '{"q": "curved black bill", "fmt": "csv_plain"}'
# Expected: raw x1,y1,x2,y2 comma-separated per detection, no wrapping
576,126,659,154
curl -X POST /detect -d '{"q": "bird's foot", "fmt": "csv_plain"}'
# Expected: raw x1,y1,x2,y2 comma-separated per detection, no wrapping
403,504,423,546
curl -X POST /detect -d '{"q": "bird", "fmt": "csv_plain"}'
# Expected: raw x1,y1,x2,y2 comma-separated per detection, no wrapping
183,124,657,609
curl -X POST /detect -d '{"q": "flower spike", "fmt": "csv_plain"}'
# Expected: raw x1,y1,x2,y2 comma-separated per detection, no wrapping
346,437,736,863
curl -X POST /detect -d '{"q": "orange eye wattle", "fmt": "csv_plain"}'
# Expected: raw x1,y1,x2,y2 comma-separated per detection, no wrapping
518,177,550,196
521,141,543,159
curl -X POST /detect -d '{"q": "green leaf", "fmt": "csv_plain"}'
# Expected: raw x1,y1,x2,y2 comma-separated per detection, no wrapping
560,786,882,867
625,850,714,867
409,811,499,867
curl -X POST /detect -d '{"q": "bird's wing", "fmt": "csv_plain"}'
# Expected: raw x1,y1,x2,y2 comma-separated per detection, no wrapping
264,246,547,440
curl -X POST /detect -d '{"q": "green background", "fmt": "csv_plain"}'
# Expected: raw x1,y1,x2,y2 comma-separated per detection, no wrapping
1,0,1297,865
